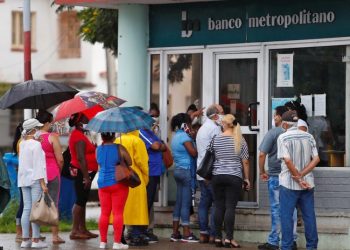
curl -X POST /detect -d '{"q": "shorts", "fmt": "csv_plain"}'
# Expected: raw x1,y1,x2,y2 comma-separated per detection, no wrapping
74,169,96,207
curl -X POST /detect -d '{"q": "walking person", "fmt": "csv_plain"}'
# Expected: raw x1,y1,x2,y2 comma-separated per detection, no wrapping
211,114,250,248
97,132,130,250
277,110,320,250
195,104,224,243
68,113,98,240
170,113,199,243
257,106,298,250
18,118,48,248
36,110,65,245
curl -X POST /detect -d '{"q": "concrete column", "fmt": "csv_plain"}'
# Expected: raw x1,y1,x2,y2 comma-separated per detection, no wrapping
117,4,149,108
346,46,350,166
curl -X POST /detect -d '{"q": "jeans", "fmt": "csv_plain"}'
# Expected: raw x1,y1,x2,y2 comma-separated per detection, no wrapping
280,186,318,250
198,180,215,236
21,180,42,238
173,168,192,225
212,175,242,240
267,176,298,246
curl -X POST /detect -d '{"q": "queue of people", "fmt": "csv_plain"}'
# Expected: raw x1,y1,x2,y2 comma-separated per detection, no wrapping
12,99,320,250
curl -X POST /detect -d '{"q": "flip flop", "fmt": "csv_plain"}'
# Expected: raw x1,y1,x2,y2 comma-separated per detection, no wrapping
53,236,66,244
69,233,90,240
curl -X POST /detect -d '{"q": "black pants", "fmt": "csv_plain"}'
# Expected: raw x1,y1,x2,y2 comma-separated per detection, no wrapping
212,174,242,240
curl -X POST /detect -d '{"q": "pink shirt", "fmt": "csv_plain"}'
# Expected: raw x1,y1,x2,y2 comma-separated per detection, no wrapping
40,133,60,181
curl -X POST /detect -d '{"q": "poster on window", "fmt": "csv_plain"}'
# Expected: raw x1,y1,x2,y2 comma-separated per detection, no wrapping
277,54,294,87
227,83,240,99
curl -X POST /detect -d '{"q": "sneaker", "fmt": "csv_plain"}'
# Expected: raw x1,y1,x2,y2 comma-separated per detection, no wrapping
31,241,48,248
181,233,200,243
170,232,182,242
146,230,159,243
258,242,279,250
128,236,148,246
20,240,31,248
113,242,129,249
99,242,107,249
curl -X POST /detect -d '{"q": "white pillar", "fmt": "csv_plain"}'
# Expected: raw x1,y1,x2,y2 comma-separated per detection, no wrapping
346,46,350,166
117,4,149,108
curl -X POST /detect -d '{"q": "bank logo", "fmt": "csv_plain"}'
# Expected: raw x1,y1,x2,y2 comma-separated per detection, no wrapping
181,11,200,38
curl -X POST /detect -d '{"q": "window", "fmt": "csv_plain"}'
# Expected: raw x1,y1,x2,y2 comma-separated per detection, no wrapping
270,45,346,167
150,54,160,106
11,11,36,51
58,11,81,58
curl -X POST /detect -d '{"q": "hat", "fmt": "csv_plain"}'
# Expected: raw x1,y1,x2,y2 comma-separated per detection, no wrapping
297,119,308,129
281,110,298,122
22,118,43,131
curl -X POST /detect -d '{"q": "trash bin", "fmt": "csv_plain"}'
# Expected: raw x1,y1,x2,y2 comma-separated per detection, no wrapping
2,152,19,200
58,176,76,221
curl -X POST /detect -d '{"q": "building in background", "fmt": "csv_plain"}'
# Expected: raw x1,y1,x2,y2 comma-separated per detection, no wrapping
0,0,113,148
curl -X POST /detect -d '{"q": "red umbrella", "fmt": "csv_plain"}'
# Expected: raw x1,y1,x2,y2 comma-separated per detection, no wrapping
53,91,126,122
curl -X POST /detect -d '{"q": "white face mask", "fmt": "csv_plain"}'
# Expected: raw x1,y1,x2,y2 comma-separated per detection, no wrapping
82,123,88,130
33,129,41,140
215,114,224,126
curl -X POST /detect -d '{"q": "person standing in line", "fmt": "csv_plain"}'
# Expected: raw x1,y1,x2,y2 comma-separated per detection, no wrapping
68,113,98,240
36,110,65,245
97,132,130,250
170,113,199,243
277,110,320,250
195,104,224,244
18,118,48,248
139,128,166,243
115,131,149,247
211,114,250,248
257,106,298,250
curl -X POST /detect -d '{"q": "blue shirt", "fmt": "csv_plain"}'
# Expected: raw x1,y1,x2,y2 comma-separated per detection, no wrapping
96,144,119,188
171,130,193,169
139,129,163,176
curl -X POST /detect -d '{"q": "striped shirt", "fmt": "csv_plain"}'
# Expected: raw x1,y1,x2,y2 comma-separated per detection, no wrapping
212,134,249,178
277,127,318,190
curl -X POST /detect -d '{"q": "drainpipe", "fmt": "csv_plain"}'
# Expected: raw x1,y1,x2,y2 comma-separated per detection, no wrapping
23,0,32,119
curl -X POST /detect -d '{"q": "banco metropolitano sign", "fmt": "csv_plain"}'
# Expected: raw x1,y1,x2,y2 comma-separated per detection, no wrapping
208,9,335,31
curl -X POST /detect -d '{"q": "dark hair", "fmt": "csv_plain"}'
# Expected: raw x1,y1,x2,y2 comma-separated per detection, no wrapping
171,113,191,131
187,104,197,113
68,113,83,127
12,123,23,155
150,102,159,112
101,132,115,142
36,109,53,124
285,100,307,122
275,106,289,117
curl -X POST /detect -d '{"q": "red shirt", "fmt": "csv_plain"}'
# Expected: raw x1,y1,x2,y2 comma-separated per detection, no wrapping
69,129,98,171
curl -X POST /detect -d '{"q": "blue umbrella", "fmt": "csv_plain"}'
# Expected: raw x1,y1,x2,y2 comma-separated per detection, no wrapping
86,107,154,133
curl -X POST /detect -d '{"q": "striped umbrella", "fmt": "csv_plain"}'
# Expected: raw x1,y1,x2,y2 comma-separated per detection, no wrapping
86,107,154,133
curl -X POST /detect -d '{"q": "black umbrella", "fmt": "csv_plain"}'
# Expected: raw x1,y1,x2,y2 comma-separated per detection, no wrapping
0,80,79,109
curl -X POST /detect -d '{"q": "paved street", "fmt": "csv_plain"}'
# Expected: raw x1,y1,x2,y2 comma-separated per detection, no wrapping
0,232,260,250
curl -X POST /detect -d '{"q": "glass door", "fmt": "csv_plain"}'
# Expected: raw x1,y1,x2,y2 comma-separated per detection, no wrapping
216,53,261,207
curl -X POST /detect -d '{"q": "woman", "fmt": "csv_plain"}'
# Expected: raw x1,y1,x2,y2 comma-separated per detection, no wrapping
18,118,48,248
68,112,98,240
36,110,65,244
212,114,250,248
97,132,130,249
170,113,199,243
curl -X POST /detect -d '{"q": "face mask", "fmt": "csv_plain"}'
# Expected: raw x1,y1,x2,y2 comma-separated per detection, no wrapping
180,123,191,136
152,117,159,124
215,114,224,126
33,129,41,140
82,123,88,130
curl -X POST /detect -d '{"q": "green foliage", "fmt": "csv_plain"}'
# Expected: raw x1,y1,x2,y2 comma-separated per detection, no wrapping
168,54,192,83
77,8,119,55
0,200,98,233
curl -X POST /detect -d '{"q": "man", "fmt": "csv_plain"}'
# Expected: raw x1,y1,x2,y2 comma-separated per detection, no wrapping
277,110,320,250
139,128,166,243
195,104,224,243
258,106,299,250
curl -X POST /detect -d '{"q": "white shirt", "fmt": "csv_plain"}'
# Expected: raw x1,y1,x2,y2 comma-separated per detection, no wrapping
18,138,47,187
196,118,221,180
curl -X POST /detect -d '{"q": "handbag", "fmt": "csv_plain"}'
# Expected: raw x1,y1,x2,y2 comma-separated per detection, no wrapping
30,193,59,226
162,144,174,169
115,145,141,188
196,135,216,180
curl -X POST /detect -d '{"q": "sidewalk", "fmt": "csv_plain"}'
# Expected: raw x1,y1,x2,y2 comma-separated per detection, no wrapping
0,232,259,250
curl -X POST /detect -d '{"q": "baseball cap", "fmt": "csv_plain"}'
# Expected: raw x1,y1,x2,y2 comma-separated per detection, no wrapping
281,110,298,122
22,118,43,131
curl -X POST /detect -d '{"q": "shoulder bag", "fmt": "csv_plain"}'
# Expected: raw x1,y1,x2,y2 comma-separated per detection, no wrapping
196,135,216,180
30,193,59,226
115,145,141,188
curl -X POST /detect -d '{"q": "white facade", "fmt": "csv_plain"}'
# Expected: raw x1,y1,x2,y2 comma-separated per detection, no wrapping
0,0,113,147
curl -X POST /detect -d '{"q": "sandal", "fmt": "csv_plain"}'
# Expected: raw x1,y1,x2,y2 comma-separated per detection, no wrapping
69,233,90,240
83,231,98,238
224,239,241,248
53,236,65,244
